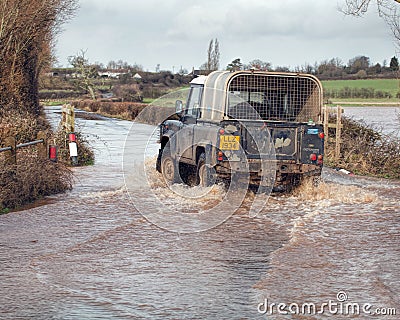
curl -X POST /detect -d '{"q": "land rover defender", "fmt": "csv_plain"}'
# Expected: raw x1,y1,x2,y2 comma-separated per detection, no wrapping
156,70,324,190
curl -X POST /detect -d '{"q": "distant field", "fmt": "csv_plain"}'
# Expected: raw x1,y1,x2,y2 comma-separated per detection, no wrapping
322,79,399,94
322,79,400,104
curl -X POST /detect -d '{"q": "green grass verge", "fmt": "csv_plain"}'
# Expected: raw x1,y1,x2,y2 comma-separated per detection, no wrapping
322,78,400,103
0,208,10,215
322,79,399,94
325,99,400,107
143,98,155,104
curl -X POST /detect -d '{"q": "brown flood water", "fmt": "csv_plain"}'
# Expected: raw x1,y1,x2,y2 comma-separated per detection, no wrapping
0,106,398,319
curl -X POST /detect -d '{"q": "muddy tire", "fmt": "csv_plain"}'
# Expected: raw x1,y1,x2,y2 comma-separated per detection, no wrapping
196,153,216,187
160,145,180,184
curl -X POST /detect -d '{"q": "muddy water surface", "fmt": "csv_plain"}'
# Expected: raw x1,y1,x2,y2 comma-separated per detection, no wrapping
0,107,398,319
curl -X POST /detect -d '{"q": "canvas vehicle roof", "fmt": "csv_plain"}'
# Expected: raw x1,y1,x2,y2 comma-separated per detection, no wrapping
189,75,207,85
194,71,323,123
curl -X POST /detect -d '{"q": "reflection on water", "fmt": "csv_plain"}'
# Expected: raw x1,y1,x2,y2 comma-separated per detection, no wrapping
0,106,398,319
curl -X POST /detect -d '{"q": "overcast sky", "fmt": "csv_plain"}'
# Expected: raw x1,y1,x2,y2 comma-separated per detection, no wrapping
55,0,398,71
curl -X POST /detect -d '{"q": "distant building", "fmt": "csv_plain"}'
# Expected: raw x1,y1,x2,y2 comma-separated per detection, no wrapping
101,92,114,99
133,73,142,80
98,71,126,79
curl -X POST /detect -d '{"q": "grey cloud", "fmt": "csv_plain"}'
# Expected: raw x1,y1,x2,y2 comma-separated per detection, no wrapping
56,0,395,70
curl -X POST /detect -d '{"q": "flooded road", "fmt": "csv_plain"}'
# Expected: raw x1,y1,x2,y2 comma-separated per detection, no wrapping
0,106,399,319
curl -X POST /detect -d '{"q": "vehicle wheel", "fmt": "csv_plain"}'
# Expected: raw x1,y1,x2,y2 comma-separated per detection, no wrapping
196,153,216,187
161,145,180,184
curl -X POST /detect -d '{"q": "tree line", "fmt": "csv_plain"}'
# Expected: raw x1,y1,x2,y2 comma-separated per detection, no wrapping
224,55,399,80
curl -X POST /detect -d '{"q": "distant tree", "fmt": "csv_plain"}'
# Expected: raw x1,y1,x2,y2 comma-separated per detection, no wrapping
356,69,368,78
315,58,344,78
178,66,188,75
203,38,220,72
207,40,213,71
389,56,399,70
332,57,344,68
212,39,220,70
294,62,315,74
68,50,98,100
116,60,127,70
301,63,315,74
245,59,271,71
348,56,370,73
370,62,382,74
226,58,243,72
107,60,117,70
274,66,291,72
199,62,208,71
131,63,144,72
94,62,105,69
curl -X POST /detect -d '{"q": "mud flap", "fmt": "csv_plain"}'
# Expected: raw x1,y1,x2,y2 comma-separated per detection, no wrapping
205,144,212,166
197,145,216,187
156,148,162,173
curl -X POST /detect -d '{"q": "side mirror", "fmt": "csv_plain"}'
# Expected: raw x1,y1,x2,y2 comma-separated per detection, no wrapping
175,100,183,114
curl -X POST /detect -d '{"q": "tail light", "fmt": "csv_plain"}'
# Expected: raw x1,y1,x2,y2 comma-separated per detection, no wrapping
318,132,325,139
310,153,317,161
218,151,223,161
318,154,323,165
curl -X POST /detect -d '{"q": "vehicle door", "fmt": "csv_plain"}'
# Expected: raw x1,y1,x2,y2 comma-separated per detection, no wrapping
176,84,203,162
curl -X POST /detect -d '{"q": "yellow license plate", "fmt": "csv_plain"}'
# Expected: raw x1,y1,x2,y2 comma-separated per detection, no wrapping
219,135,240,150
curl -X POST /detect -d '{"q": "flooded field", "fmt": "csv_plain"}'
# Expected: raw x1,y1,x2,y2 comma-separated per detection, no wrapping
0,106,398,319
344,106,400,135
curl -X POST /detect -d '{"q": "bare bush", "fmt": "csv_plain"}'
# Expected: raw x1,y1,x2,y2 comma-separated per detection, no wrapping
112,83,143,102
0,0,78,114
72,100,147,120
0,151,72,210
52,128,95,166
326,116,400,178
